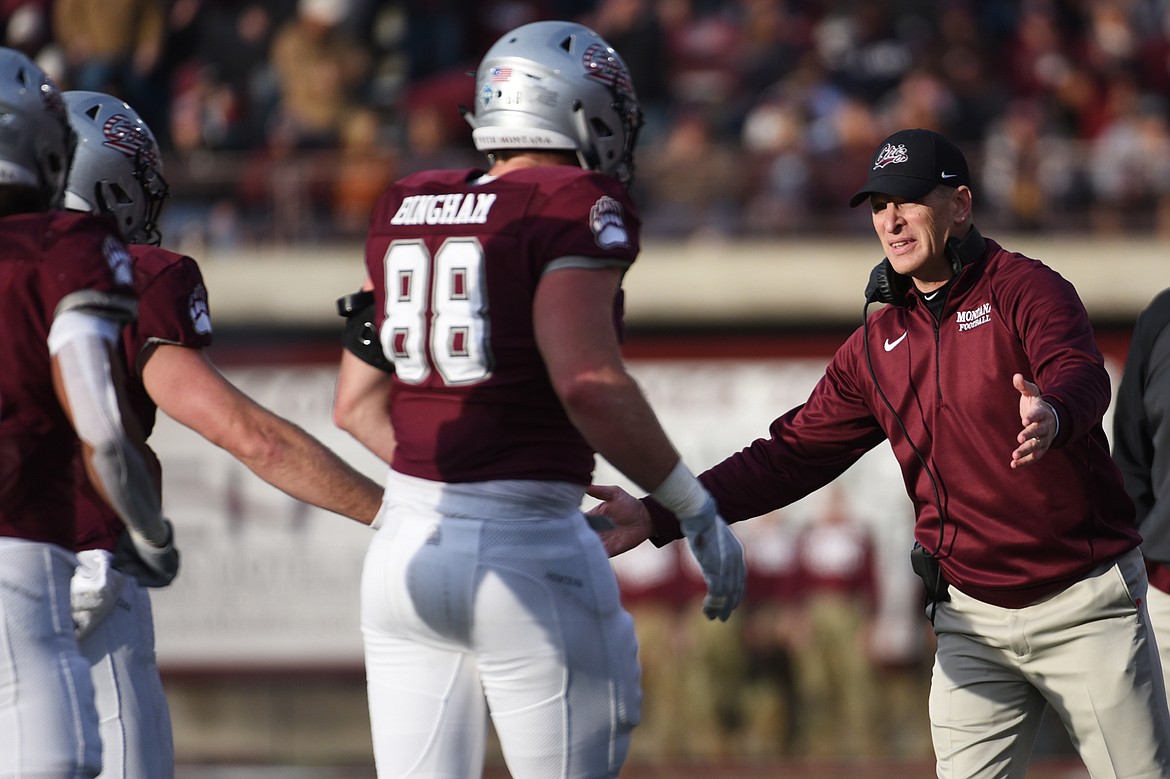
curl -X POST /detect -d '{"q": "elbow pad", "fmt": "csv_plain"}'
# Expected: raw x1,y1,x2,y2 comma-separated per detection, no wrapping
337,290,394,374
50,312,166,544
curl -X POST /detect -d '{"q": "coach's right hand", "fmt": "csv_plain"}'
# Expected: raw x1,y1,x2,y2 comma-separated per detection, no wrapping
678,497,745,622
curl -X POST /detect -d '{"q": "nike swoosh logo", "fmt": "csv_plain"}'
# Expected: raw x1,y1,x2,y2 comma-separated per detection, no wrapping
884,332,907,351
941,171,958,179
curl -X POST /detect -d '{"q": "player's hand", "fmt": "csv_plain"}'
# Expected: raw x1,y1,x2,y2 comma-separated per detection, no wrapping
1011,373,1055,469
677,497,745,622
113,520,180,587
71,549,127,641
586,484,653,556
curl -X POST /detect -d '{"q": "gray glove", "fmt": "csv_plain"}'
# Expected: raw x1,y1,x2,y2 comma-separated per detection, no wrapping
679,497,745,621
113,520,180,588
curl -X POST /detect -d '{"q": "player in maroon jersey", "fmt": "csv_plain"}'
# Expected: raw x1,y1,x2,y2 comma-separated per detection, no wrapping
332,20,745,779
0,49,175,779
61,90,386,779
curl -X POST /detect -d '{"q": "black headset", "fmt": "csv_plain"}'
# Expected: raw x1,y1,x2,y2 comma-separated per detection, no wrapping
864,225,986,306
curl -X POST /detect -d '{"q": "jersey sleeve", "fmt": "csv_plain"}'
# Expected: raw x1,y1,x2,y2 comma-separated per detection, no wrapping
134,253,215,352
527,172,641,276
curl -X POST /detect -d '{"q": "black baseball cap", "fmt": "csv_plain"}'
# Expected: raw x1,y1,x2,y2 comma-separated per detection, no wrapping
849,129,971,207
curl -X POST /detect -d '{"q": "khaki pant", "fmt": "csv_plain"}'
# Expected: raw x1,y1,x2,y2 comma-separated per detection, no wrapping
929,548,1170,779
1144,584,1170,700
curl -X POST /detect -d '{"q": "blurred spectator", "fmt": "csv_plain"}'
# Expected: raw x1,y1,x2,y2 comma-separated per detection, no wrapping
1138,3,1170,96
28,0,1170,242
739,90,810,234
611,540,703,762
805,95,882,217
931,2,1009,143
1006,2,1078,100
167,1,293,152
814,3,914,104
635,109,746,238
788,488,878,758
587,0,671,143
736,510,801,758
1088,88,1170,235
878,68,957,136
658,0,744,138
733,0,809,99
51,0,169,135
396,67,476,169
331,108,397,236
2,1,49,58
268,0,372,152
403,0,468,81
980,97,1081,231
1083,0,1140,75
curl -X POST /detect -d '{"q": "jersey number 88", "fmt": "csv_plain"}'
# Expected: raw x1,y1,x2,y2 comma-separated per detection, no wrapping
380,238,492,386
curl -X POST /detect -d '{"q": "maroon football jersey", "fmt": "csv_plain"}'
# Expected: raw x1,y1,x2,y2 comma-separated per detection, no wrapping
73,245,215,553
366,166,641,485
0,211,135,549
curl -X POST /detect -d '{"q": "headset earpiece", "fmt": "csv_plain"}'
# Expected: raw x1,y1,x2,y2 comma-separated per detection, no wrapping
945,225,986,275
865,258,913,306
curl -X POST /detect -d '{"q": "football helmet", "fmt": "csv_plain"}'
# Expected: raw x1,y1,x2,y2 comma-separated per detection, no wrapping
63,90,169,245
0,47,74,208
464,21,643,187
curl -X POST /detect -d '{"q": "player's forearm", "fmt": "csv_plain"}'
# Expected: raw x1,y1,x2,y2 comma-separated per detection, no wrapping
336,416,397,466
234,414,385,524
560,371,679,493
333,378,396,464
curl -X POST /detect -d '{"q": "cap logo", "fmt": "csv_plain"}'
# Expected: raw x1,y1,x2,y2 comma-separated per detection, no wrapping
873,142,909,170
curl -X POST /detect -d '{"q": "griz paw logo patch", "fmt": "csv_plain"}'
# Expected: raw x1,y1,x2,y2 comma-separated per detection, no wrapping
188,283,212,335
590,195,629,249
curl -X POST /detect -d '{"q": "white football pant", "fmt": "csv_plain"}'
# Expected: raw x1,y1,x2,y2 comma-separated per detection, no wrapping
362,471,641,779
0,538,101,778
78,565,174,779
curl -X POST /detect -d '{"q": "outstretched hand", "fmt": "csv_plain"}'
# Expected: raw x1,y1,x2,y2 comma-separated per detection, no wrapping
1010,373,1055,469
586,484,653,556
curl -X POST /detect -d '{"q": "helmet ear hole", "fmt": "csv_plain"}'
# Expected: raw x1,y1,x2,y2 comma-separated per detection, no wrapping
108,182,133,205
590,117,614,139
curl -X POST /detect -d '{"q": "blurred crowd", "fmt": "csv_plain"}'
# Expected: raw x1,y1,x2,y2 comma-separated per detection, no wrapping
5,0,1170,243
611,486,937,763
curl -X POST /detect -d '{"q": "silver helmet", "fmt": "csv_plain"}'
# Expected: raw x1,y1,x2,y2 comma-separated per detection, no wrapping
464,21,643,187
63,90,168,245
0,47,73,208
